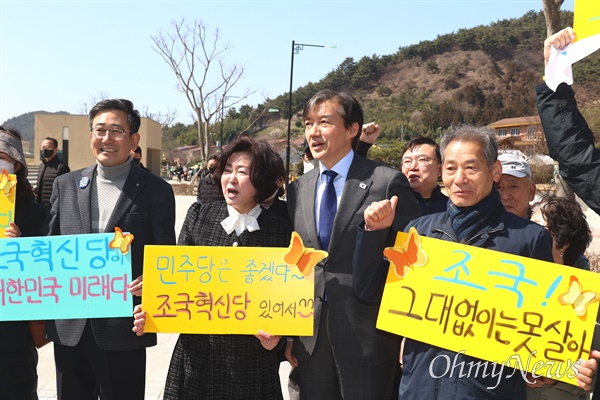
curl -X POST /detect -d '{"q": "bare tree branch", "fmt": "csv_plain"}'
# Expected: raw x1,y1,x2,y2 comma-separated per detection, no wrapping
141,106,178,132
77,91,110,114
151,19,253,159
542,0,565,36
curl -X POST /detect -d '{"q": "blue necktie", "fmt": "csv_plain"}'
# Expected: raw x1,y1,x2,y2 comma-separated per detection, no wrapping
319,170,338,251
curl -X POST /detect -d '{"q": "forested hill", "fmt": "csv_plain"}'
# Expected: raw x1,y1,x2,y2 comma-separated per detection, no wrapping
259,10,599,143
5,10,599,151
1,111,70,142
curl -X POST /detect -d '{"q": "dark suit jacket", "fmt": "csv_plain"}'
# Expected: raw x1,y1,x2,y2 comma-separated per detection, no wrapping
264,196,291,222
287,153,420,365
46,163,176,351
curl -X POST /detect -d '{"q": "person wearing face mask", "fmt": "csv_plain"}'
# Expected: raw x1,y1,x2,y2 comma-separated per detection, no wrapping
131,146,150,172
34,137,70,209
0,126,49,400
196,154,223,204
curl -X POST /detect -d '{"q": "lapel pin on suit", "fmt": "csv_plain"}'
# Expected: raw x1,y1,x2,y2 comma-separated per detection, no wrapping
79,177,90,189
359,182,368,190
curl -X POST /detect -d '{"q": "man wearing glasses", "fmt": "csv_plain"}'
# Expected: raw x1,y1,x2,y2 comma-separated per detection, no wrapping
400,136,447,215
46,99,176,400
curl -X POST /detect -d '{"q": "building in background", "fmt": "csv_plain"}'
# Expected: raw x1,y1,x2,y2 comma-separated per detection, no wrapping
33,113,163,174
489,116,546,156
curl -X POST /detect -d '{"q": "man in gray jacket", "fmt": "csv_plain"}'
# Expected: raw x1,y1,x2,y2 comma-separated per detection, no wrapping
47,99,176,400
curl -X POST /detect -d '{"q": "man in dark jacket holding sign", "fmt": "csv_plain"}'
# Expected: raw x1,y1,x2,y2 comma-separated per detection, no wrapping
353,125,598,399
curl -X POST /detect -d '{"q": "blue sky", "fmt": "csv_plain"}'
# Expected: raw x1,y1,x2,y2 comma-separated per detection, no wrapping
0,0,574,125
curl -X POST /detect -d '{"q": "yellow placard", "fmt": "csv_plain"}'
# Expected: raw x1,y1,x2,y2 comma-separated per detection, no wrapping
378,229,600,386
0,173,17,238
575,0,600,41
142,232,322,335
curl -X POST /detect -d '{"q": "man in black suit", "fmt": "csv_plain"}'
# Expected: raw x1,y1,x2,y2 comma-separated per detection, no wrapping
46,99,176,400
286,89,419,399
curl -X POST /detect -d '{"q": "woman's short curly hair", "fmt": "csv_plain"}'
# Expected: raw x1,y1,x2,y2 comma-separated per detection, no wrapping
539,195,591,266
214,137,283,204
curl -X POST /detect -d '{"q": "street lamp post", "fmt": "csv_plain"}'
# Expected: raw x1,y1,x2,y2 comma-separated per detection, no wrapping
220,95,241,153
286,41,335,187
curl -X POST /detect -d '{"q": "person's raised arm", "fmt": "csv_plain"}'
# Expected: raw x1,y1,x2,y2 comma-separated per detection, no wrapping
356,122,381,158
543,27,576,66
537,27,600,215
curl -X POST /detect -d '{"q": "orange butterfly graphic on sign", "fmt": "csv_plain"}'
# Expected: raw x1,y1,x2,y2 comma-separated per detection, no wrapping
109,227,134,255
558,275,600,319
283,232,327,277
0,170,16,197
384,227,428,279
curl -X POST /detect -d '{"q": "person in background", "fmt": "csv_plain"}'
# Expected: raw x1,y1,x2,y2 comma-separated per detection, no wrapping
46,99,176,400
174,163,184,183
301,122,379,177
196,155,222,204
0,126,49,400
301,143,318,175
496,153,536,219
34,137,70,209
286,89,419,399
401,136,447,215
131,146,150,172
537,195,592,270
260,151,290,221
134,137,292,400
526,195,592,400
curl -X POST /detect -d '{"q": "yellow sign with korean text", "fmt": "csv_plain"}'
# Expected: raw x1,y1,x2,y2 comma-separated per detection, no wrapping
574,0,600,41
0,173,17,238
378,229,600,386
142,232,321,335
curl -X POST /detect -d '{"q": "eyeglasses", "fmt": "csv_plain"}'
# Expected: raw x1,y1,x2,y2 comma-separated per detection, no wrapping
401,155,439,168
91,127,130,139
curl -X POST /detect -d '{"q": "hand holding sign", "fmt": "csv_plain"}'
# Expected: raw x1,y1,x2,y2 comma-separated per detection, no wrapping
255,329,281,351
574,355,598,390
132,304,146,336
4,222,21,238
